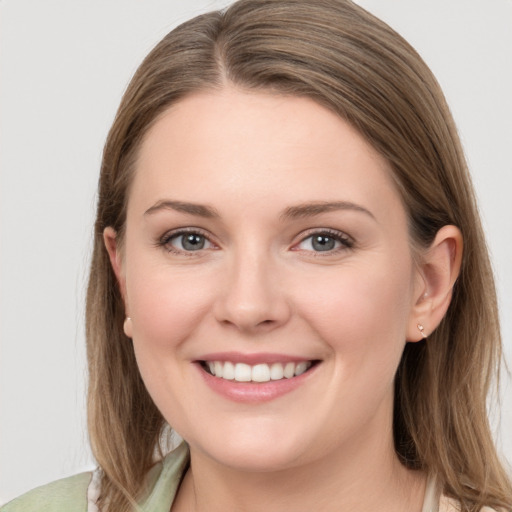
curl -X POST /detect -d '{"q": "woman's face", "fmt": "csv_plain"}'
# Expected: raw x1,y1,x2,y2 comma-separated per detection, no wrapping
110,88,425,472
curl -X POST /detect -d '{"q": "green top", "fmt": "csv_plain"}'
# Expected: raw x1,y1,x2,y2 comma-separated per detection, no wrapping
0,443,190,512
1,472,94,512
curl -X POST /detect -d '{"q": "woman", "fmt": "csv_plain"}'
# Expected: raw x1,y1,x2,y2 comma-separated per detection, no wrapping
2,0,511,511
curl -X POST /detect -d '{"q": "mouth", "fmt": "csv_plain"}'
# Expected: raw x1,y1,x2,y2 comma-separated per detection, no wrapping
199,360,319,383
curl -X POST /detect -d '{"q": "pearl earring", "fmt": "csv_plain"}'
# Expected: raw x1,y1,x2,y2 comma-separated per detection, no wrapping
417,323,427,339
124,317,133,338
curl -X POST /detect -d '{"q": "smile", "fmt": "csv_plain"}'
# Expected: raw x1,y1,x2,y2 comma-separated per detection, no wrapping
196,355,320,403
202,360,314,382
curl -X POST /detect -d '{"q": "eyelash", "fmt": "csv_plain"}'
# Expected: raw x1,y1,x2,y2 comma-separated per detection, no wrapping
157,228,217,256
292,229,354,256
156,228,354,256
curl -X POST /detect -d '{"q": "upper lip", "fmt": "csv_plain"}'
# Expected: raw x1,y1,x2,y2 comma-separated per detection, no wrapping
196,352,317,365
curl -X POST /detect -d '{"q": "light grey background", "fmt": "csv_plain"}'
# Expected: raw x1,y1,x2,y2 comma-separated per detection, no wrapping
1,0,511,504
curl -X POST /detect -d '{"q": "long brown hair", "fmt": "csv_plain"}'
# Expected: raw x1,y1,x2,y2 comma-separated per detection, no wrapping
86,1,512,510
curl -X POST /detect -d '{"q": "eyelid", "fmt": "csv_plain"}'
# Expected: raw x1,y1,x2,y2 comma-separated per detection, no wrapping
155,226,354,255
156,227,218,254
291,228,354,253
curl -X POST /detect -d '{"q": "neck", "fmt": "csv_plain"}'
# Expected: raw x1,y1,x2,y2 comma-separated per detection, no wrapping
173,419,426,512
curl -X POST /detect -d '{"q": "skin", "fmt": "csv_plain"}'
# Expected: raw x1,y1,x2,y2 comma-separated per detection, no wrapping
105,87,462,512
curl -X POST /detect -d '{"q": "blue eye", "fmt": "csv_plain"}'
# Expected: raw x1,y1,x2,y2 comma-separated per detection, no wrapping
296,231,352,252
311,234,337,251
173,233,206,251
161,230,215,253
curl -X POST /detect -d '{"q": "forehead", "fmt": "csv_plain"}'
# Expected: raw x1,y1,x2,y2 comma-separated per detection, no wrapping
130,87,405,226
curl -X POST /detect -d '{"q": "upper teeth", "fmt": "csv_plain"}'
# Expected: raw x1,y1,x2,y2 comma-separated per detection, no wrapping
206,361,312,382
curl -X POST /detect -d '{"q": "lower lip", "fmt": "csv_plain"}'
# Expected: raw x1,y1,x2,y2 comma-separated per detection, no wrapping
196,363,318,403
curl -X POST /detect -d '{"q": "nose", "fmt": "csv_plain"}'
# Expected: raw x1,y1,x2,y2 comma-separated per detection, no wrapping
213,249,291,334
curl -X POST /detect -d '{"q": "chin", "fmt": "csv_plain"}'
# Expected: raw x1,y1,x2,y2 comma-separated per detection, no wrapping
184,421,315,473
210,444,307,473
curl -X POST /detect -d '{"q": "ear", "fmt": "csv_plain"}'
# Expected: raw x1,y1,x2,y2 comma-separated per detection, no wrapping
103,227,132,338
103,227,125,293
407,225,463,341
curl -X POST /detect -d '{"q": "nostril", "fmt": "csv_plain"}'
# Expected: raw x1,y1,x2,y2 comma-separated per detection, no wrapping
255,319,278,329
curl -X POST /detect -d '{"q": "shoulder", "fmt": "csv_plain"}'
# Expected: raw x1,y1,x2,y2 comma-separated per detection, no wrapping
1,472,92,512
0,444,189,512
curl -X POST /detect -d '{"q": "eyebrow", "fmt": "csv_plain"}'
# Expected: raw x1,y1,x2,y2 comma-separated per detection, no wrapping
144,199,375,221
281,201,376,221
144,200,220,218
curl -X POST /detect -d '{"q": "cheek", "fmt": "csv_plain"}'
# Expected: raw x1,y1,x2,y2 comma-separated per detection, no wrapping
295,257,414,363
124,257,216,355
123,261,218,421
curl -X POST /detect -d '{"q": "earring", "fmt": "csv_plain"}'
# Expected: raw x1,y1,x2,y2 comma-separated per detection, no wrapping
124,317,133,338
417,323,427,339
